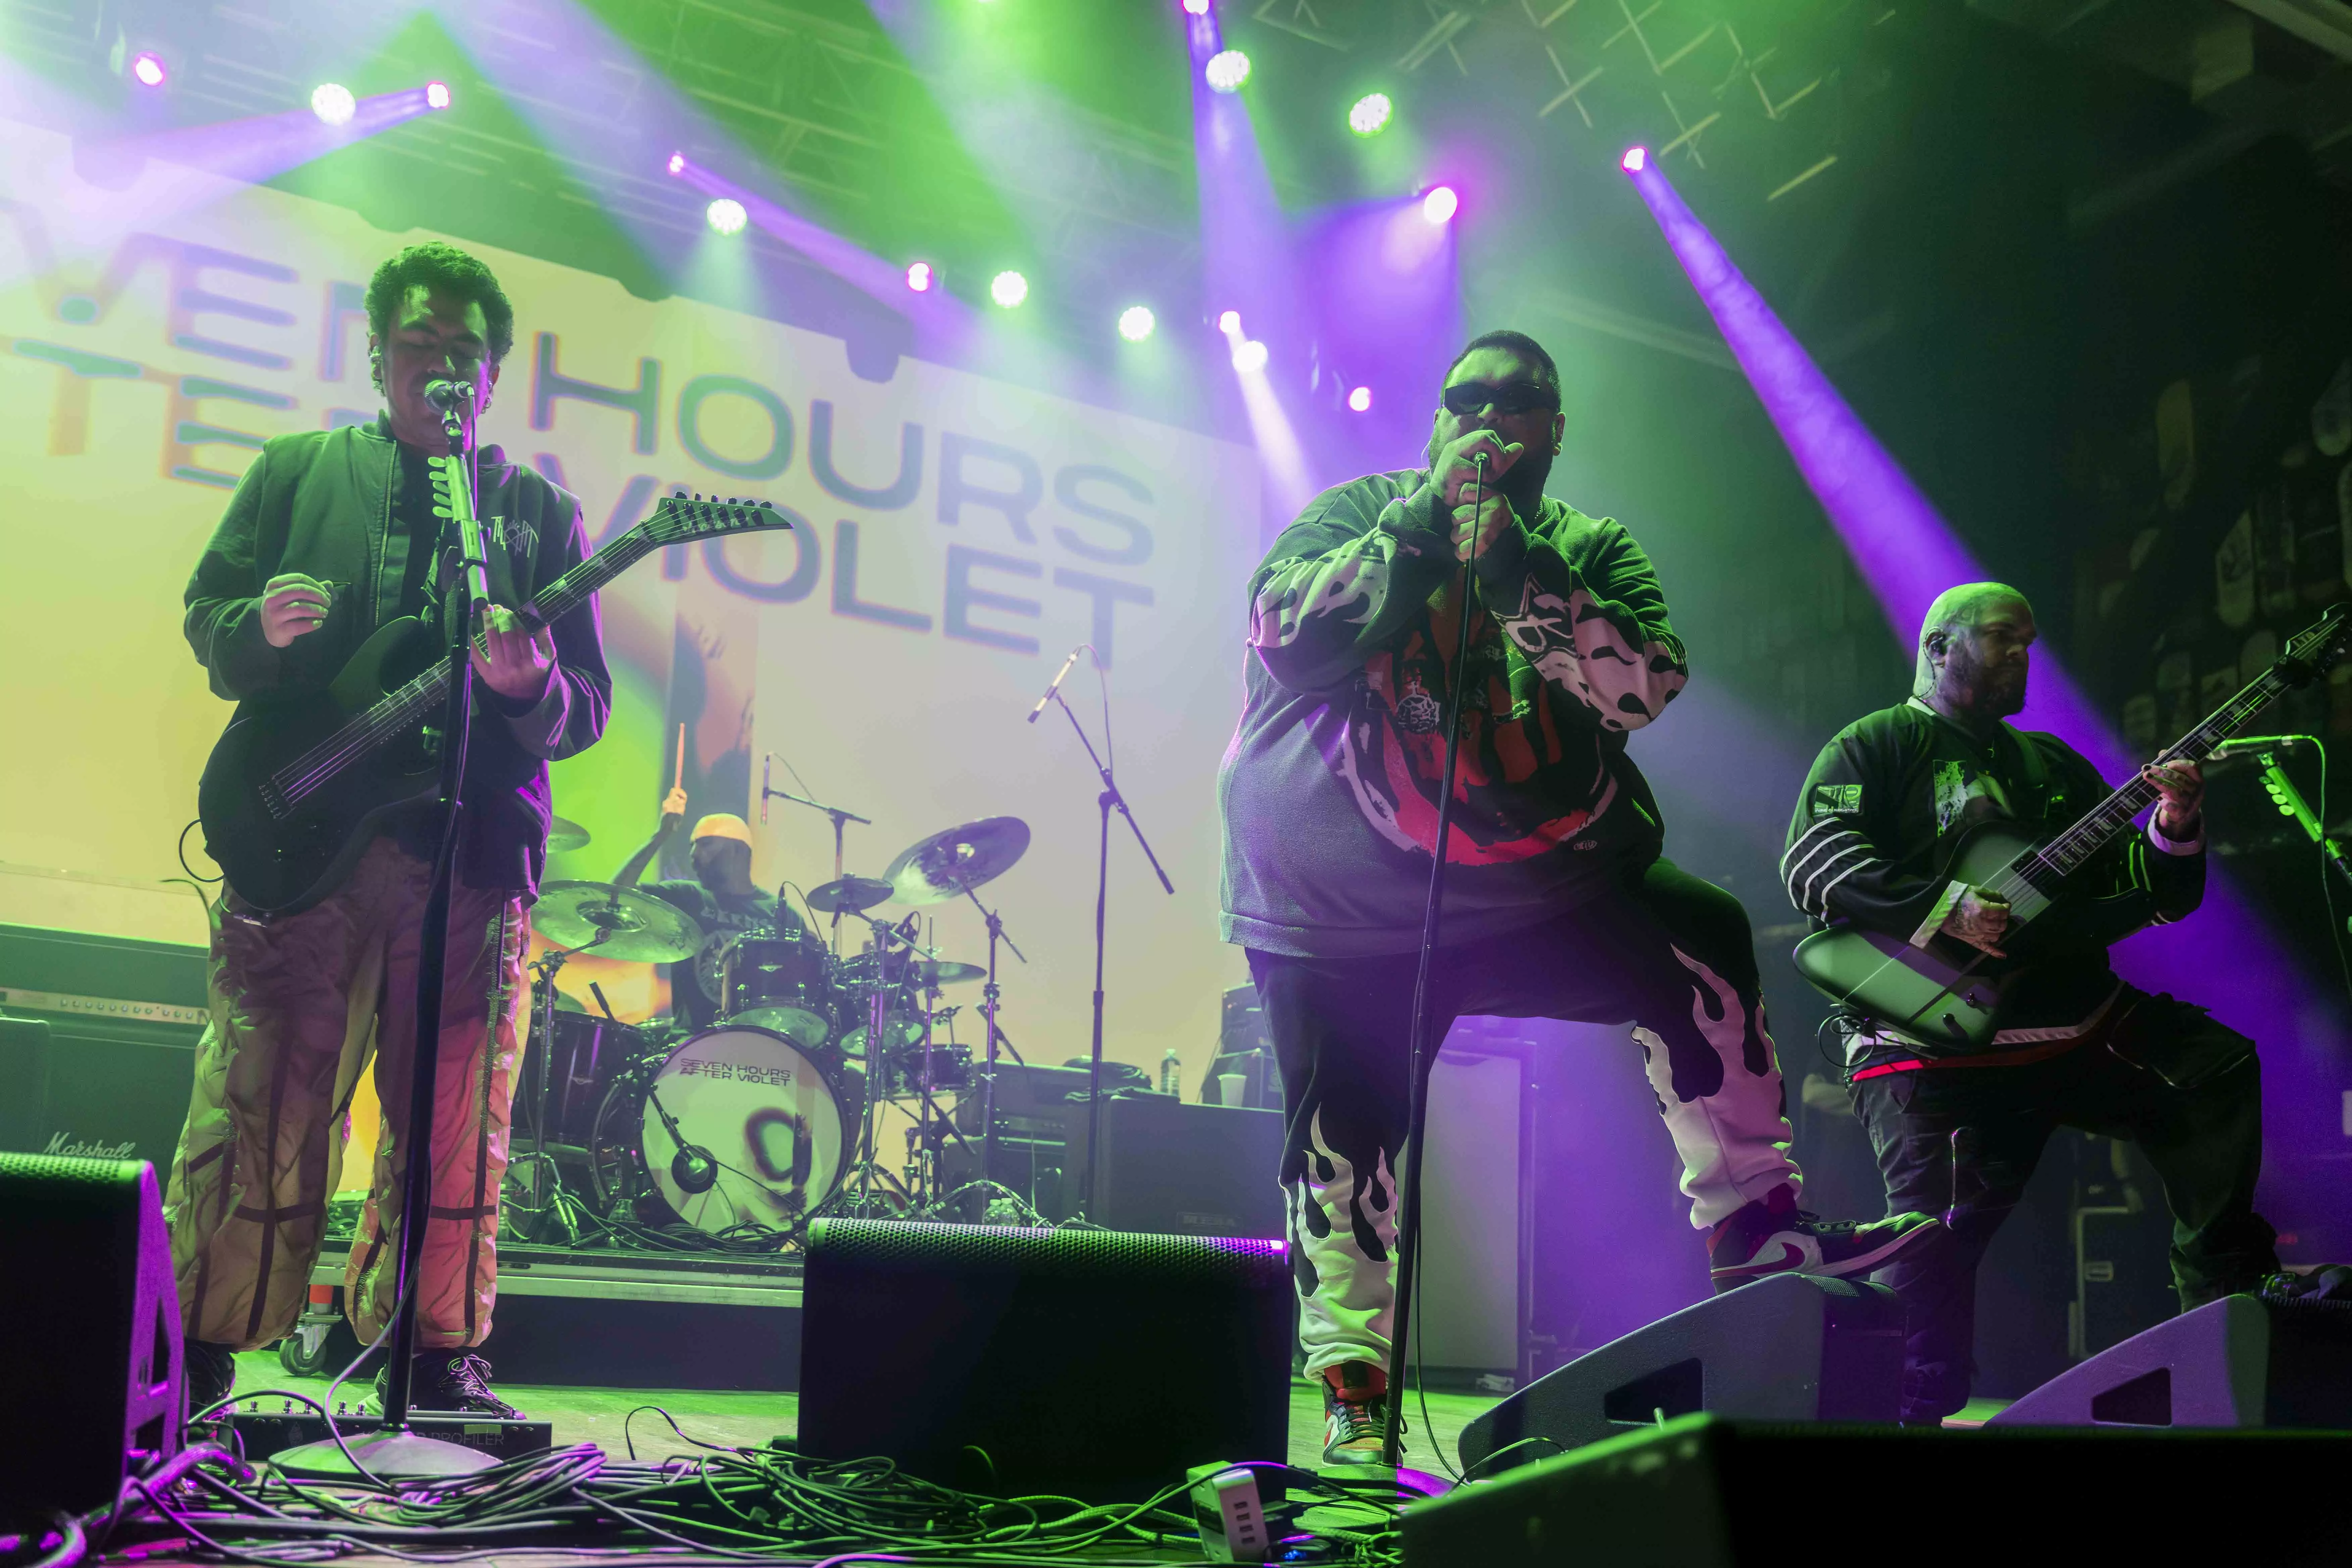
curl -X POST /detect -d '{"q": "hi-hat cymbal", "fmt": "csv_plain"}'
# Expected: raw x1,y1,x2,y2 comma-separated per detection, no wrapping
547,815,592,853
806,875,894,915
884,818,1030,905
910,959,985,987
534,881,705,964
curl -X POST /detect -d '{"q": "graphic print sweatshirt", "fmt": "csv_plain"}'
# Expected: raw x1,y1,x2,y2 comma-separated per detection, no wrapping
1219,468,1688,958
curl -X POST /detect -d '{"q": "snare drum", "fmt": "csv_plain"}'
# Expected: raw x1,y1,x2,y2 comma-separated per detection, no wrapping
722,934,836,1048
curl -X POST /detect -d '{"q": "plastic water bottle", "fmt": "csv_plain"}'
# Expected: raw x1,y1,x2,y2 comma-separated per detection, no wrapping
1159,1047,1183,1097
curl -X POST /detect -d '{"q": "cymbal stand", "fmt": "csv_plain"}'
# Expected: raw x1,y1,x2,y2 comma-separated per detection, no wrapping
821,912,932,1219
959,885,1026,1223
760,755,870,953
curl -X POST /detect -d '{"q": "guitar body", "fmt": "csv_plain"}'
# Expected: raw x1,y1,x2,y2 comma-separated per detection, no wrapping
198,618,445,916
1790,819,2046,1052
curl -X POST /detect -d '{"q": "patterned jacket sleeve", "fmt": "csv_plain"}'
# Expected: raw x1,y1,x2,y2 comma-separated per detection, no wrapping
1471,512,1687,732
1246,479,1460,693
1783,718,1953,942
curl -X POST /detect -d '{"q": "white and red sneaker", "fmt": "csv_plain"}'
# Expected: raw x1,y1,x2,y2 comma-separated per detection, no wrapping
1708,1184,1939,1295
1319,1360,1400,1465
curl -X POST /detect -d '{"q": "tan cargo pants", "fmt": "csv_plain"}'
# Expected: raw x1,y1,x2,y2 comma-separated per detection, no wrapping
164,835,528,1351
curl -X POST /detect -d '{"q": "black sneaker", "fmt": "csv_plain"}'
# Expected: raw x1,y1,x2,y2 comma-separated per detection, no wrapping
1709,1184,1941,1294
1319,1361,1400,1466
185,1339,237,1422
375,1352,522,1419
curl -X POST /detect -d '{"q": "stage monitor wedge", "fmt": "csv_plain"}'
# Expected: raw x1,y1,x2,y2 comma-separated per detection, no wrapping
1988,1291,2352,1428
0,1153,183,1512
1458,1274,1901,1475
798,1218,1291,1501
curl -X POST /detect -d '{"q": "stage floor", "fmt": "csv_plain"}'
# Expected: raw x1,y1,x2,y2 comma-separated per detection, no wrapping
225,1351,1500,1473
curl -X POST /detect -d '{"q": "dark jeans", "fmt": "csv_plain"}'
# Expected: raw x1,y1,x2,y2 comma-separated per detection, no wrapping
1849,990,2278,1423
1248,858,1800,1376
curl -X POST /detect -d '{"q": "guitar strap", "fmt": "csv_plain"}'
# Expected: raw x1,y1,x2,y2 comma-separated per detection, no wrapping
1998,720,2051,822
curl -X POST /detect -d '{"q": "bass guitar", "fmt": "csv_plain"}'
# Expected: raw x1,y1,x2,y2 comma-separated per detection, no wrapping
1791,602,2350,1050
199,487,788,916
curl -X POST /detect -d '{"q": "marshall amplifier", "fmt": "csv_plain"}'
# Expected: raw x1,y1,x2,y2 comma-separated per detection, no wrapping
0,923,209,1168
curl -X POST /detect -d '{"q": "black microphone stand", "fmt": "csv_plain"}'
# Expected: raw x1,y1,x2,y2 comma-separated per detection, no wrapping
279,386,498,1479
760,752,870,952
1042,654,1174,1222
1382,456,1485,1469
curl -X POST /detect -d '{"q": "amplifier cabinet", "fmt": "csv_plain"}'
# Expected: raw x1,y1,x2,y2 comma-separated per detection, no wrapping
0,923,207,1167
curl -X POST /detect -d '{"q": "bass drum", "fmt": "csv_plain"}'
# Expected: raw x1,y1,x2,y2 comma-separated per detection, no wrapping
635,1025,860,1237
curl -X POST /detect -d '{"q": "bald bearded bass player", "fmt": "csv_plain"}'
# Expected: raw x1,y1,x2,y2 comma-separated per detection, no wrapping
1785,582,2281,1427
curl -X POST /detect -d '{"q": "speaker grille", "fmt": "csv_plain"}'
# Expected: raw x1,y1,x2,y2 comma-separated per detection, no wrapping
806,1217,1289,1287
0,1152,148,1194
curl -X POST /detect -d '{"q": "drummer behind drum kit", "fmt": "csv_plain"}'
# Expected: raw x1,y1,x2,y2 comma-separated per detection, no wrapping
513,815,1034,1247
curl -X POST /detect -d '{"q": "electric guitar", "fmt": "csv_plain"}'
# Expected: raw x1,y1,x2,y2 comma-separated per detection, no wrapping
1791,602,2351,1051
199,488,789,916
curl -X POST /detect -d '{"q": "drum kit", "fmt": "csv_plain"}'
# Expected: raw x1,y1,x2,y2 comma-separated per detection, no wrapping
512,815,1033,1245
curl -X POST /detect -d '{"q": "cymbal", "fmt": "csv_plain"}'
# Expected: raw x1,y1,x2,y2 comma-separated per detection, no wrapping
806,875,894,915
911,959,985,987
884,817,1030,906
547,815,592,852
554,990,588,1013
534,881,705,964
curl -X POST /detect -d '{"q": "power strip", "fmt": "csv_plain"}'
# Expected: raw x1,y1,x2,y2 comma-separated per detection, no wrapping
213,1406,554,1464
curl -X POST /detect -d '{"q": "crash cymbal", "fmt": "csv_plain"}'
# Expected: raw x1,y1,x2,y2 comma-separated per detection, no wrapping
910,959,985,987
547,815,592,853
884,817,1030,906
806,875,894,915
534,881,705,964
554,990,588,1013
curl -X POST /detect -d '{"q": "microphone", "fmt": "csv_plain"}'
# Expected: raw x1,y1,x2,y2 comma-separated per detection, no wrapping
1028,645,1085,724
423,378,475,415
2210,734,2318,760
670,1144,719,1196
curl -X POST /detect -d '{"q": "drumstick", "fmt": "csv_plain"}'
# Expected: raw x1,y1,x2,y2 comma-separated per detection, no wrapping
672,723,686,793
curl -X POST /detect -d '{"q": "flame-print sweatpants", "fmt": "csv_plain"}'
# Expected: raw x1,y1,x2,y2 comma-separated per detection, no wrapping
1246,857,1799,1378
164,835,528,1352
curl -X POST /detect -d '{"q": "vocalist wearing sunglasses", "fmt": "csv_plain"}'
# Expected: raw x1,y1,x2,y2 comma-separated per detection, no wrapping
1216,331,1940,1462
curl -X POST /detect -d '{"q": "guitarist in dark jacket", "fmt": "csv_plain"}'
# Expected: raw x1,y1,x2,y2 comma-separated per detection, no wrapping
1785,581,2277,1425
168,242,611,1422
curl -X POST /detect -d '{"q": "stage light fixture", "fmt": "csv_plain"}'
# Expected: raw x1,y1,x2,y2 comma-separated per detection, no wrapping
1217,309,1241,335
667,151,687,176
1421,185,1458,225
1232,339,1268,373
1348,93,1392,136
1183,0,1212,13
130,51,167,89
705,198,748,236
906,261,934,293
1348,386,1373,412
310,83,356,127
1206,49,1251,93
425,81,451,110
990,270,1029,308
1621,146,1648,173
1118,305,1157,342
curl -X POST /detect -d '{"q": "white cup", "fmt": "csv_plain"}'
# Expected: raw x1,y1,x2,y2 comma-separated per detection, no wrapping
1216,1071,1248,1107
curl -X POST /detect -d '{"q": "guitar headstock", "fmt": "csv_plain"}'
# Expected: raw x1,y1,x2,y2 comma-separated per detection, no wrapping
640,491,793,548
2281,602,2352,686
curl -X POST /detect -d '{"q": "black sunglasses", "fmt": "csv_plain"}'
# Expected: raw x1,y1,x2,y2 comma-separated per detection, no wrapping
1440,380,1560,417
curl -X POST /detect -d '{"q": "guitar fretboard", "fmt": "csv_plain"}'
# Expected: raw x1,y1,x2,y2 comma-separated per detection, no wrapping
1982,644,2317,909
258,494,785,814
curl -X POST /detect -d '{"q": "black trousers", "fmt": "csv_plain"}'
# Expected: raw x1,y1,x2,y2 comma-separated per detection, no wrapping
1849,990,2278,1423
1247,858,1800,1376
